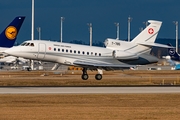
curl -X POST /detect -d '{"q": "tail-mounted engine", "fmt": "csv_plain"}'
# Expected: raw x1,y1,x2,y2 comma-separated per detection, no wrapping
112,50,139,60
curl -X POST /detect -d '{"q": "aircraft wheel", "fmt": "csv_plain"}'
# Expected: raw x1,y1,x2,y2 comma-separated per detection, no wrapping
27,68,31,71
95,74,102,80
81,74,89,80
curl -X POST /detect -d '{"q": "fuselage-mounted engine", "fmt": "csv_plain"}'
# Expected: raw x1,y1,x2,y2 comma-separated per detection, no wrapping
112,50,139,60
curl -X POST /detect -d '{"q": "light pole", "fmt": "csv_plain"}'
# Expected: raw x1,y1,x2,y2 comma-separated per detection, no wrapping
87,23,92,46
114,22,119,39
140,21,148,31
173,21,178,52
128,16,132,42
31,0,34,70
31,0,34,41
139,27,143,32
143,21,148,28
60,17,65,42
37,27,41,40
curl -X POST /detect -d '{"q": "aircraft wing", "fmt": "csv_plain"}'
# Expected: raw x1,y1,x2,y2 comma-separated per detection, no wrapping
73,60,135,68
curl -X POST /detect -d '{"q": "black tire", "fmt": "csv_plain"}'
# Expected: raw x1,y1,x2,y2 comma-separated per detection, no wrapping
95,74,102,80
27,67,31,71
81,74,89,80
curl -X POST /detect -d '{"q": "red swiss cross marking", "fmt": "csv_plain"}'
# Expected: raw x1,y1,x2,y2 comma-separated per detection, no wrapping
48,47,51,50
148,28,154,34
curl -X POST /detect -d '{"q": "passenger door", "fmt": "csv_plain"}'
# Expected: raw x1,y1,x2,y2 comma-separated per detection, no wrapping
38,43,46,59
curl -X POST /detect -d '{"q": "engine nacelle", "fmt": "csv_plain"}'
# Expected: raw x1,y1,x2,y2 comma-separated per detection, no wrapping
112,50,139,60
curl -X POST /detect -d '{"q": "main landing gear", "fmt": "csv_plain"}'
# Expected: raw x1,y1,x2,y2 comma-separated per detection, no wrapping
81,68,103,80
95,74,102,80
81,68,89,80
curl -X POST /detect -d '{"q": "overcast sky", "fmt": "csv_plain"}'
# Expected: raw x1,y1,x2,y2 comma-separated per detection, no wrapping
0,0,180,44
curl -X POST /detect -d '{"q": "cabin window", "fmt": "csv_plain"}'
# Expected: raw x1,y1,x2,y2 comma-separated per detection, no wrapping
91,52,93,55
82,51,85,54
54,48,56,51
95,53,97,56
78,51,80,54
66,49,68,52
99,53,101,56
58,48,60,52
74,50,76,53
70,50,72,53
87,52,89,55
62,49,64,52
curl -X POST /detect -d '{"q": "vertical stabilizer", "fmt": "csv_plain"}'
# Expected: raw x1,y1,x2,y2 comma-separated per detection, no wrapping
167,43,180,61
0,16,25,47
131,20,162,43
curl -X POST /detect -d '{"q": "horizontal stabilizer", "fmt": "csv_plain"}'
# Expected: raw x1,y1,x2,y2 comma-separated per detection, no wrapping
138,42,175,48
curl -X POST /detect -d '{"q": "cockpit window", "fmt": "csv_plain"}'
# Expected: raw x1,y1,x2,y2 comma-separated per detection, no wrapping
20,42,35,47
25,43,30,46
20,42,27,46
30,43,34,46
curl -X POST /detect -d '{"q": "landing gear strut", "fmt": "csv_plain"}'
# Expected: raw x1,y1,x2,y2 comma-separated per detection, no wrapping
81,68,88,80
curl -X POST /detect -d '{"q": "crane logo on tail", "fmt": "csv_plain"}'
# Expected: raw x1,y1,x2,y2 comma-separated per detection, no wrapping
169,48,175,55
5,26,17,40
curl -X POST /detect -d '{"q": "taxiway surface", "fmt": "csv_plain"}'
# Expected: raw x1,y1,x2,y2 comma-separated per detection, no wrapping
0,87,180,94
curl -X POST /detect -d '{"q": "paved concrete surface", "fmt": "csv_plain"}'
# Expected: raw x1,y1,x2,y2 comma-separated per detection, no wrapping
0,87,180,94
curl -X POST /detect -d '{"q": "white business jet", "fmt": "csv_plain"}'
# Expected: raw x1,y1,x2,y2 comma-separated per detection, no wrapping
4,20,174,80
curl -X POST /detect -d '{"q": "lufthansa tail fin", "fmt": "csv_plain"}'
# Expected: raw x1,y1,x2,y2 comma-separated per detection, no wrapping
0,16,25,47
167,43,180,61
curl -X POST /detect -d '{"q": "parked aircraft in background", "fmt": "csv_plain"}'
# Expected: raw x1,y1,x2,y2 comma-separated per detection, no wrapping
0,16,25,53
0,56,28,65
4,20,174,80
167,43,180,61
165,43,180,70
0,16,26,66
